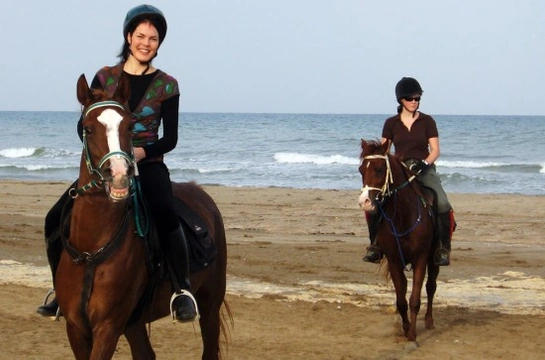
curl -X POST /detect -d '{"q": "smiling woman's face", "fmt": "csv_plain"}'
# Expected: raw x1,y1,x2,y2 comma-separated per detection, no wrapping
127,21,160,63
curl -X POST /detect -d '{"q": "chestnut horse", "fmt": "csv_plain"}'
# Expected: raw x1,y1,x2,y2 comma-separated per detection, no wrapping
358,139,439,344
55,74,230,359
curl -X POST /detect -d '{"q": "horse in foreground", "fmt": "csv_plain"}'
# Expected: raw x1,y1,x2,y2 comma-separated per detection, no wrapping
55,74,230,359
358,139,439,344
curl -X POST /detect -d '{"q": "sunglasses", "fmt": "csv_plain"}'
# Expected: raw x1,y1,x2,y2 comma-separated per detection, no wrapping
402,96,421,102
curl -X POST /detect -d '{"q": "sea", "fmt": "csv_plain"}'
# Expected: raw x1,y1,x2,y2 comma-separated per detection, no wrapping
0,111,544,195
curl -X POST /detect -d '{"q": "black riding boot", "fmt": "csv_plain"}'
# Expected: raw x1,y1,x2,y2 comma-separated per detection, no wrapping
36,230,62,316
162,225,199,323
36,185,73,317
435,211,453,266
362,212,382,263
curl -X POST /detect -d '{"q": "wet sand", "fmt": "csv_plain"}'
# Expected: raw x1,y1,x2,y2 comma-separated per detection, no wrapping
0,180,544,359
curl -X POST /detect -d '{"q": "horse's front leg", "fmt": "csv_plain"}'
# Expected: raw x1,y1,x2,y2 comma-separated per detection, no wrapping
407,261,427,342
425,261,440,329
388,261,409,336
89,325,125,359
66,320,92,360
125,321,156,360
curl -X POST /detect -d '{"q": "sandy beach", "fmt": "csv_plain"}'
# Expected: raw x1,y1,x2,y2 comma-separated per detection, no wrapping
0,180,544,359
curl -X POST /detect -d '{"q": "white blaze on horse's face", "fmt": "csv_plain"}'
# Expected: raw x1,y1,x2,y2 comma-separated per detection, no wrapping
359,185,376,212
97,109,128,177
358,161,376,212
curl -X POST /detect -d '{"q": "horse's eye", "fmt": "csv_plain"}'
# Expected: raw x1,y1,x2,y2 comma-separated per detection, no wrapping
84,126,92,135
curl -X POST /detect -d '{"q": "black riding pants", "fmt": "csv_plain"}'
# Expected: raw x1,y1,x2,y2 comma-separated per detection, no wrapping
137,161,179,235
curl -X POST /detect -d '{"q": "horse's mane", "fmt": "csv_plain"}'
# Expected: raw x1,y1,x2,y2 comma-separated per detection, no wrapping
359,139,384,160
91,87,108,101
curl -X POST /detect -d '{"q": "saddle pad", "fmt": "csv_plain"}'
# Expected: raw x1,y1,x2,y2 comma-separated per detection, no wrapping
172,198,217,273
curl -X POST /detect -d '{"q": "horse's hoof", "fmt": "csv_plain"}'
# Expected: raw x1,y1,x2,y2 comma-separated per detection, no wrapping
425,319,434,329
404,340,419,350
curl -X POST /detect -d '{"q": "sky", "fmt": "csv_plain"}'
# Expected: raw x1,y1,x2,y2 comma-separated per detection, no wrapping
2,0,544,115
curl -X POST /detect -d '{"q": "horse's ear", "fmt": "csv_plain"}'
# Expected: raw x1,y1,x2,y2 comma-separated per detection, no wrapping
115,72,131,104
76,74,92,106
383,140,392,155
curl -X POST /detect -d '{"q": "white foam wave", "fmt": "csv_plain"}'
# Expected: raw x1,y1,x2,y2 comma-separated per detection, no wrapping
0,147,37,158
1,261,543,315
197,167,234,174
274,152,359,166
0,164,75,171
439,160,505,168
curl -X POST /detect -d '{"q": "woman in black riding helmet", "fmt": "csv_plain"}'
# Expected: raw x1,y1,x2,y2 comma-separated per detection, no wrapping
362,77,455,266
37,4,198,323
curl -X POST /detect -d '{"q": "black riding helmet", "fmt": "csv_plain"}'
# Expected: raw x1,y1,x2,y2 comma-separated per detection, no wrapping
395,77,423,103
119,4,167,62
123,4,167,43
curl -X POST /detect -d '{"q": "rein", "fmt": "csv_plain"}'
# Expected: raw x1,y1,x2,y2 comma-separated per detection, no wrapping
60,201,133,318
362,153,423,270
70,101,134,198
64,100,140,319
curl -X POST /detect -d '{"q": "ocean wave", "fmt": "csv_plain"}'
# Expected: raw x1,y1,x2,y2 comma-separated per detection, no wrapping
0,147,40,158
0,164,77,171
440,160,544,173
0,147,79,159
274,152,359,166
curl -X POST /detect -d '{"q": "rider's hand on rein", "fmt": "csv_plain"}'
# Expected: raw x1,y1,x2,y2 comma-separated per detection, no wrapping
410,160,430,175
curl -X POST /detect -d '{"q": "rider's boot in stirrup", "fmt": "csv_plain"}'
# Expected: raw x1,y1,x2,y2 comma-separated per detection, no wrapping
36,229,62,317
163,225,199,323
435,210,454,266
362,212,382,263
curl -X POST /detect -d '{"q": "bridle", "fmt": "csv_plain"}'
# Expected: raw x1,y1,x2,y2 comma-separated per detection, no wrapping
70,100,135,198
361,153,418,202
361,154,394,200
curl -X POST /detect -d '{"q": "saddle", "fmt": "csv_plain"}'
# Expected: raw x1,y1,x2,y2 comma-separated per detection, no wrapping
53,181,216,276
132,187,216,275
172,198,216,273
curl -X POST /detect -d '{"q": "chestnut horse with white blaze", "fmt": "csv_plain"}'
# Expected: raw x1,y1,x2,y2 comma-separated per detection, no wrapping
358,139,440,344
54,73,231,359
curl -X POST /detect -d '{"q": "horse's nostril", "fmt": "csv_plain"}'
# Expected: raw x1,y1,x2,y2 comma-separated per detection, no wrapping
102,168,113,180
119,176,130,188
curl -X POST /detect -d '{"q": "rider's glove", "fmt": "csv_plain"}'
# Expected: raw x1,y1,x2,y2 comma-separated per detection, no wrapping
410,160,430,174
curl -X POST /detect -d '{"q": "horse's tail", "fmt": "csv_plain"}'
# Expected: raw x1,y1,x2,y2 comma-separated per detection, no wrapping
380,258,391,282
219,300,234,359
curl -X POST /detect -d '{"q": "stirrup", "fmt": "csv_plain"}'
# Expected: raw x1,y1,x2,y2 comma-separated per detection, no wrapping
170,290,200,323
39,288,62,321
362,245,382,264
434,249,450,266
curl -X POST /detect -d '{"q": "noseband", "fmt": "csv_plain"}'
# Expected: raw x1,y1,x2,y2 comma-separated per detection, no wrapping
361,154,418,201
70,101,134,198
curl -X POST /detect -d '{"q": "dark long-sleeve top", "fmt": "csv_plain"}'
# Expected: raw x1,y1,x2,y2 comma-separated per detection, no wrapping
77,71,180,159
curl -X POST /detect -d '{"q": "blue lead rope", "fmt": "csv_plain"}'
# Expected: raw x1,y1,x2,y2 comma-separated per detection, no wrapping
378,192,423,271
